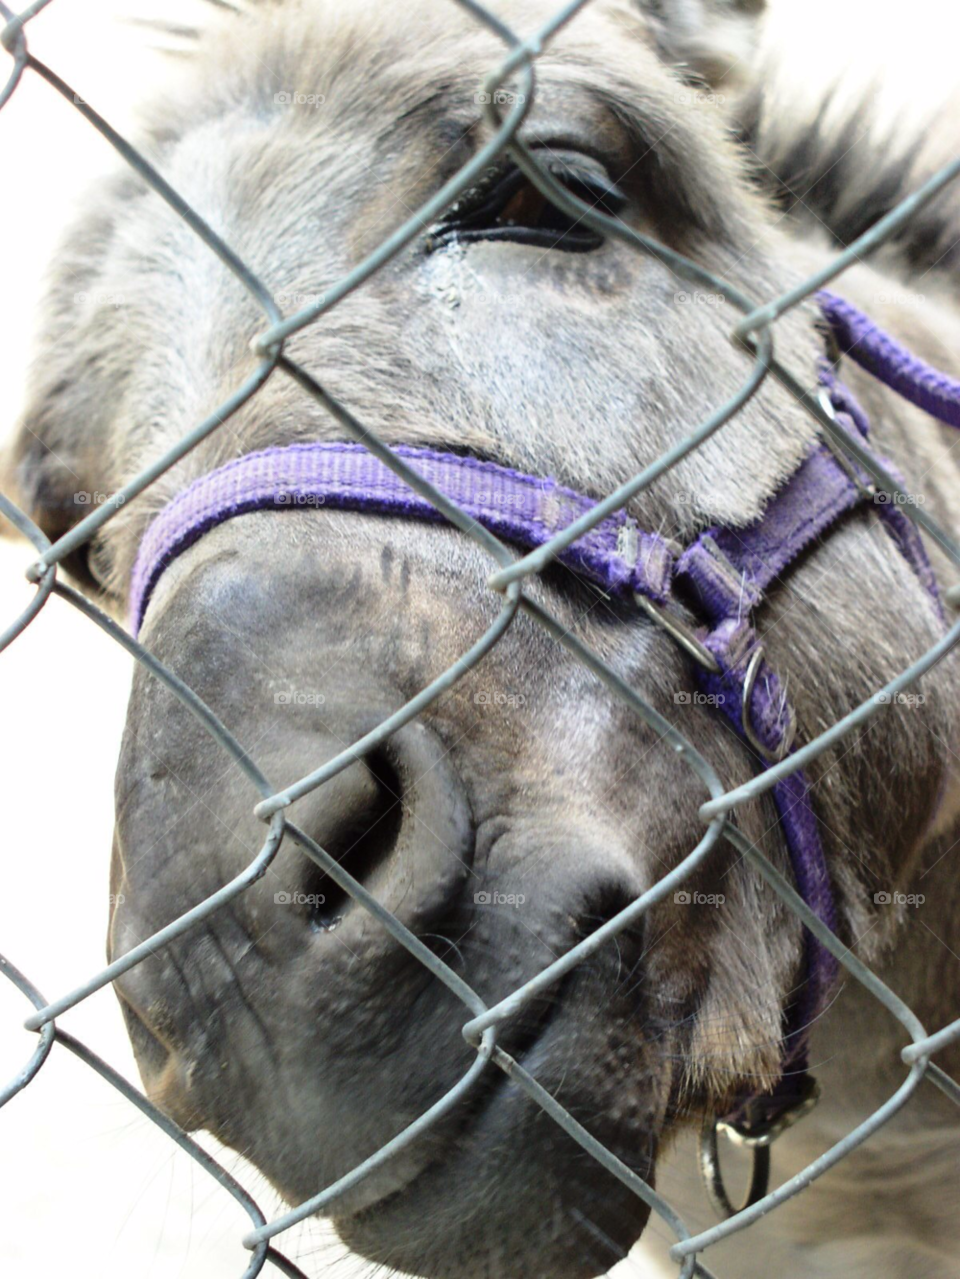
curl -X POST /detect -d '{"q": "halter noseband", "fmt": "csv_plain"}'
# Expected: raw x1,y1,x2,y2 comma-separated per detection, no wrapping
129,291,955,1215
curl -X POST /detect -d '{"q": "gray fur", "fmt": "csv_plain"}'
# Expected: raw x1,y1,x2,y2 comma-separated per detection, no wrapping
5,2,960,1275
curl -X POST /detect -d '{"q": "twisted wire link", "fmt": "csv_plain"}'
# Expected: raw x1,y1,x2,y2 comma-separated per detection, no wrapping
1,0,959,1275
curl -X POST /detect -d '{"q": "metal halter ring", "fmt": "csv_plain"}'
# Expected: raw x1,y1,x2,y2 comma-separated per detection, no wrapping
700,1076,822,1219
699,1113,772,1218
741,645,796,763
635,594,721,674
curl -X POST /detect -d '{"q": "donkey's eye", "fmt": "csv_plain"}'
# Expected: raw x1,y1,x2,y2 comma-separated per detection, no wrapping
428,153,627,253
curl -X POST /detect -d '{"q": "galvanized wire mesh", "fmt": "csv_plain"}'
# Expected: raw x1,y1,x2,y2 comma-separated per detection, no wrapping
2,1,960,1276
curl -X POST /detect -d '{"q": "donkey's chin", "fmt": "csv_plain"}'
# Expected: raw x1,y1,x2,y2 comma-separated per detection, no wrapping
335,1122,654,1279
333,1020,657,1279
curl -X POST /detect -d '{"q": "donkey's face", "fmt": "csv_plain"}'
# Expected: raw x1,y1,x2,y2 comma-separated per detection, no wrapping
9,1,952,1275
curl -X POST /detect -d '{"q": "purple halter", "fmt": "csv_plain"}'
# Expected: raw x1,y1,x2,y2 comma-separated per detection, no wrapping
129,292,950,1147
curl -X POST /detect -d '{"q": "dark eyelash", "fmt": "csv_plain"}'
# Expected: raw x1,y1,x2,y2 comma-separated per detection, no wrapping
425,153,628,254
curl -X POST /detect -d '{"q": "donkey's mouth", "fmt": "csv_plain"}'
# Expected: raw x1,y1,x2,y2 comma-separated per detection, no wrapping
326,960,564,1220
333,942,656,1279
335,1032,655,1279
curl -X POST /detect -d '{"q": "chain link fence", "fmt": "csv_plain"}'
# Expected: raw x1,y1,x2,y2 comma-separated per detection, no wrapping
2,1,960,1276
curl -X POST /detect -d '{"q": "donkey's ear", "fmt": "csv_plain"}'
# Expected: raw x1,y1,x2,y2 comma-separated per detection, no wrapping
3,397,119,594
639,0,766,86
2,185,132,593
4,402,106,590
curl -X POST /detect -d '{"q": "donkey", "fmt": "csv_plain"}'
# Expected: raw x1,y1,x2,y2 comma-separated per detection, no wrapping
5,1,960,1276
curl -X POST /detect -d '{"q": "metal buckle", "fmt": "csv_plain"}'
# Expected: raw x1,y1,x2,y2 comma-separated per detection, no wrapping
700,1075,821,1219
741,645,796,763
634,593,721,674
816,388,876,499
820,320,843,371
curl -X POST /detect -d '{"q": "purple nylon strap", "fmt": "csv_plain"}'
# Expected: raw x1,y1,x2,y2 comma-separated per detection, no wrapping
819,289,960,429
679,361,943,1121
818,363,944,615
130,444,673,634
128,294,954,1135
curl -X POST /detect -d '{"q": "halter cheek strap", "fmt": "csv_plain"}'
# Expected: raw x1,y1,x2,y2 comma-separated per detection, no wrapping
128,295,953,1213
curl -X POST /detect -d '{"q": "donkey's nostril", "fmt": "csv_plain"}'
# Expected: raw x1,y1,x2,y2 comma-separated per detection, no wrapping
289,721,472,930
296,747,405,927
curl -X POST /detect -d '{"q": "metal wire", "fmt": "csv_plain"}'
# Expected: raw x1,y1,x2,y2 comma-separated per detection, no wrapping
1,1,959,1276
